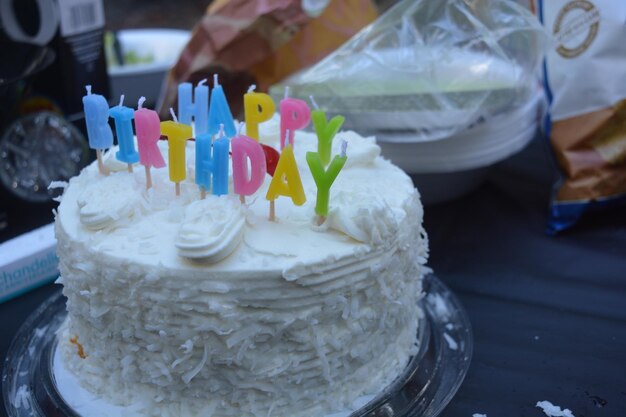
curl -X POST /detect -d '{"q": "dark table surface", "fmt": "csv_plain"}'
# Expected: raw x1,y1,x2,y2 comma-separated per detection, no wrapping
2,136,625,417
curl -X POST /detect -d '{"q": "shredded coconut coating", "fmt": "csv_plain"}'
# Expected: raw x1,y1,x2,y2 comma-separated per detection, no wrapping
55,126,428,417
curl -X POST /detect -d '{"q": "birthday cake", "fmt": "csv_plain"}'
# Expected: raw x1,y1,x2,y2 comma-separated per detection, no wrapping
54,113,429,416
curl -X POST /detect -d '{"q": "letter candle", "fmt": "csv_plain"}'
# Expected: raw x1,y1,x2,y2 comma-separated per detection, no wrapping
279,86,311,150
232,123,266,204
266,130,306,221
310,95,345,166
161,108,193,196
208,74,236,138
195,124,230,199
109,95,139,173
306,140,348,225
177,81,209,134
134,97,165,190
244,84,275,142
82,85,113,175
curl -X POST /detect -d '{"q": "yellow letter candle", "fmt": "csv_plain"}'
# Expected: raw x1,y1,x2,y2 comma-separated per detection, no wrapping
306,140,347,221
161,108,193,195
244,85,275,142
266,144,306,220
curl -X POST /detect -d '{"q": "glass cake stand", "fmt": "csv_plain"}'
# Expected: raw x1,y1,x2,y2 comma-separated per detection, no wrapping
2,274,472,417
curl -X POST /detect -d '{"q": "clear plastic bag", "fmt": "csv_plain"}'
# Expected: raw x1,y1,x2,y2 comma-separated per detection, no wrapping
271,0,546,142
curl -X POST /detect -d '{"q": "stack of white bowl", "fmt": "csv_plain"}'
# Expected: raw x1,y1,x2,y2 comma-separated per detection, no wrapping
376,90,545,204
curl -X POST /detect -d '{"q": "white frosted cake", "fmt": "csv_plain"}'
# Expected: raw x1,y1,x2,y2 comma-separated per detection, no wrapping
54,120,429,417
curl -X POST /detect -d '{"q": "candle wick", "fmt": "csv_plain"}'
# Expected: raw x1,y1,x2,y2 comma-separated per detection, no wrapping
138,96,146,109
284,86,289,99
198,78,208,87
309,95,319,110
213,73,219,87
219,123,225,138
341,140,348,158
85,85,92,95
238,122,244,136
119,94,125,107
285,129,290,146
247,84,257,93
169,107,179,123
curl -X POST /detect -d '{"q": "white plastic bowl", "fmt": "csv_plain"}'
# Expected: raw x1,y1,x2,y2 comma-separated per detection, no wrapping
107,29,191,106
377,90,546,204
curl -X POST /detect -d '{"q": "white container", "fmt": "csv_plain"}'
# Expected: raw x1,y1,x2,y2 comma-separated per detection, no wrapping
108,29,190,106
377,91,545,204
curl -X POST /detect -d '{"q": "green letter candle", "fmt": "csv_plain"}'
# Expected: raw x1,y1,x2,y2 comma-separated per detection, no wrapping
311,110,345,166
306,141,347,217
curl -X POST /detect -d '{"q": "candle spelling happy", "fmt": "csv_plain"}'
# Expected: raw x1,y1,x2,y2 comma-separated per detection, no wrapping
134,97,165,190
244,85,275,142
178,80,209,135
208,74,236,138
279,86,310,150
109,94,139,173
83,85,113,175
310,96,345,166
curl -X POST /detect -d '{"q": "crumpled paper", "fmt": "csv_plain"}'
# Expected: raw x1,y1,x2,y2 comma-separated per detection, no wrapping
157,0,378,118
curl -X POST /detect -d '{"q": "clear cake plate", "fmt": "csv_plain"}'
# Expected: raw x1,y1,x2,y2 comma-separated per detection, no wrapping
2,274,472,417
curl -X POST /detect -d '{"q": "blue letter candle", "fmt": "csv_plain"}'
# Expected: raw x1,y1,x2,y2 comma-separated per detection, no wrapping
178,81,209,135
109,96,139,165
208,75,236,138
83,85,113,150
195,132,230,196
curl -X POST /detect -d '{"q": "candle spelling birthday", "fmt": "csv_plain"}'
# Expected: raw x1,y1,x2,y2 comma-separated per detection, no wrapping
83,85,113,175
178,79,209,135
195,124,230,200
134,97,165,190
244,85,275,142
109,94,139,173
232,123,266,204
161,108,193,196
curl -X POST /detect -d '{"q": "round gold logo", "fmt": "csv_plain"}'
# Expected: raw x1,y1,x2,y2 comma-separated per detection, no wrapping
553,0,600,58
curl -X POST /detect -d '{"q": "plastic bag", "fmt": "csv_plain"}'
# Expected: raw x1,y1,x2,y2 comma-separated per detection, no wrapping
157,0,378,119
539,0,626,234
271,0,546,142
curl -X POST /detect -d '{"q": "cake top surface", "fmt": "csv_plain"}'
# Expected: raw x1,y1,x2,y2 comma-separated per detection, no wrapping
56,118,418,279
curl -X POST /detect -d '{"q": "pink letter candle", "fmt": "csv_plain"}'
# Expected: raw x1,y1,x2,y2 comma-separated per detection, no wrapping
280,87,310,150
161,109,193,196
83,85,113,175
232,133,266,200
135,97,165,189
